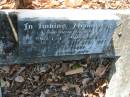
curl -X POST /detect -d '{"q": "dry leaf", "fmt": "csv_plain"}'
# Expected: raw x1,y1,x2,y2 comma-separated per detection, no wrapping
75,85,81,95
62,85,69,91
65,67,83,75
16,0,32,8
44,89,49,94
82,78,91,86
1,2,15,9
40,92,45,97
33,75,39,81
16,67,25,75
88,93,93,97
101,81,108,88
82,64,88,68
59,64,69,72
1,66,9,73
40,66,46,73
0,79,10,88
82,91,88,97
0,0,7,5
15,76,25,83
64,0,83,7
95,65,108,77
93,0,98,2
22,89,30,95
99,92,105,97
98,0,105,3
81,4,90,9
19,94,24,97
51,0,60,6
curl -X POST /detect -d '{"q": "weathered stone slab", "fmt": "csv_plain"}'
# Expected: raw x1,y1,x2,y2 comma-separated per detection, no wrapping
0,11,18,64
18,10,119,63
0,10,119,64
106,11,130,97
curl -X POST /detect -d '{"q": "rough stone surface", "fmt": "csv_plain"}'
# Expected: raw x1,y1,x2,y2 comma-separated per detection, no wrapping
106,11,130,97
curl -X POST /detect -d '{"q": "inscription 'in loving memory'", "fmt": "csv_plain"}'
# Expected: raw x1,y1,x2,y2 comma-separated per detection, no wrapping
24,22,113,30
19,20,116,57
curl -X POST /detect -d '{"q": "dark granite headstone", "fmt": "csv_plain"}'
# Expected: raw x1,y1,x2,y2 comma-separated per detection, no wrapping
18,10,119,63
0,11,18,64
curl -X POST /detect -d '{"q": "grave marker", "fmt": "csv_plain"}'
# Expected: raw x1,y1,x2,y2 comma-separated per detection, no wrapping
18,10,119,63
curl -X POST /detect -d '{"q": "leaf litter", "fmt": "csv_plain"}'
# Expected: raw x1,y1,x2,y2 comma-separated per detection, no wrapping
0,56,115,97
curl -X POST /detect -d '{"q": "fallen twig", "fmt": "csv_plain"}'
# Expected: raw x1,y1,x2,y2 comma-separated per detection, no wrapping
6,12,18,42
